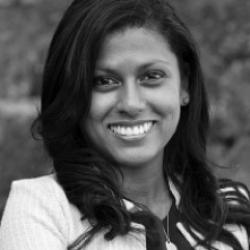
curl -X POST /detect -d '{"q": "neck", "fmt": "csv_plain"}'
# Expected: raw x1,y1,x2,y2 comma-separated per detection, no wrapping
120,157,172,219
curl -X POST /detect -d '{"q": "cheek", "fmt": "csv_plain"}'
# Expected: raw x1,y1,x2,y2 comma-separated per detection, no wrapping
148,87,181,116
88,92,116,121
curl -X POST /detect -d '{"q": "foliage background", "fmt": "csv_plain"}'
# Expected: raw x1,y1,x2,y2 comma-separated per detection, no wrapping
0,0,250,219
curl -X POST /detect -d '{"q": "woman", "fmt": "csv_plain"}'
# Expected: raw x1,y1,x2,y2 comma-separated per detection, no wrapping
0,0,249,249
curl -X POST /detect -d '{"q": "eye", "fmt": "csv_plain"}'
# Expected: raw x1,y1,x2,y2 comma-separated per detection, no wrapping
93,76,121,91
140,70,167,83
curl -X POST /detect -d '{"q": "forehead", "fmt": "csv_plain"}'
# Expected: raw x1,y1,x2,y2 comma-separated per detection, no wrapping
96,26,177,68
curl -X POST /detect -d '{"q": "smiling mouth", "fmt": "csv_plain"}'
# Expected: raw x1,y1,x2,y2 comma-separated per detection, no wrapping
108,121,156,139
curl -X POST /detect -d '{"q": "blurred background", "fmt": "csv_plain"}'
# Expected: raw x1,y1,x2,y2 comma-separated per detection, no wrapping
0,0,250,220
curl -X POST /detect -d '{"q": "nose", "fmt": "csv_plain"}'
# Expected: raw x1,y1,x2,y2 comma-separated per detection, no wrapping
117,80,146,116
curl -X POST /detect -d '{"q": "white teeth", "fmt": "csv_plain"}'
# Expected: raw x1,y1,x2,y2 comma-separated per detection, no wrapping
127,127,132,134
109,122,154,137
139,126,144,134
133,127,139,134
121,127,126,135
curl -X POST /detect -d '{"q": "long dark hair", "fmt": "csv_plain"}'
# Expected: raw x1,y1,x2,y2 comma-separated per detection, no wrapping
32,0,250,249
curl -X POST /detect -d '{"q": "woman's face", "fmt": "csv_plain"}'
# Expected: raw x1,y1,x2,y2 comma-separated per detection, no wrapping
83,27,188,168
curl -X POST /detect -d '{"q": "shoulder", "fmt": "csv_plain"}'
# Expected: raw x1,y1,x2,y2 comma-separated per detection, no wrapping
9,174,66,201
4,174,70,217
218,178,250,206
0,174,88,249
218,179,250,250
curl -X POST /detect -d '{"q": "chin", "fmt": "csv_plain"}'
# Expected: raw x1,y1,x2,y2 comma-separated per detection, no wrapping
110,150,162,169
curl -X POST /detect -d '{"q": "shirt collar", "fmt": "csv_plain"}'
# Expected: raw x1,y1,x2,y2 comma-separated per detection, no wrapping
168,178,181,207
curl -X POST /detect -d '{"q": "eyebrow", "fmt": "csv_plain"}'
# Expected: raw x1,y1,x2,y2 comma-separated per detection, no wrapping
140,60,171,69
95,60,171,73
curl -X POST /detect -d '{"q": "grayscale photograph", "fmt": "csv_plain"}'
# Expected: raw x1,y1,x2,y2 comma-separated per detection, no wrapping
0,0,250,249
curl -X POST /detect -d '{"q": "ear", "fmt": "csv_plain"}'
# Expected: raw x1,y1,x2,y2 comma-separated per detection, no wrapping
180,77,190,106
